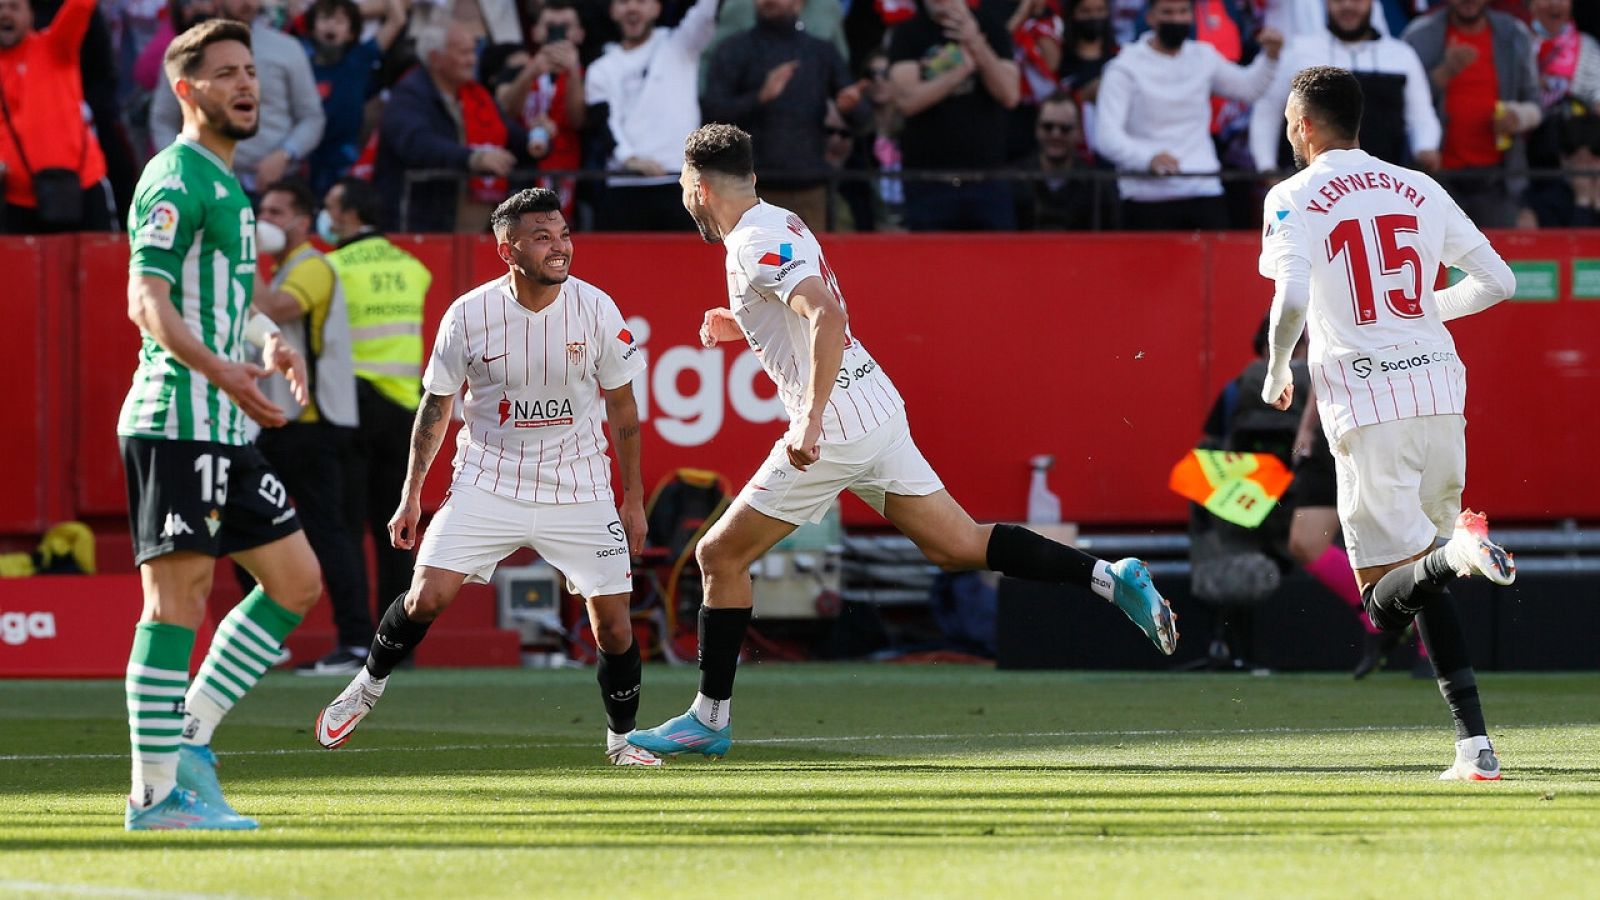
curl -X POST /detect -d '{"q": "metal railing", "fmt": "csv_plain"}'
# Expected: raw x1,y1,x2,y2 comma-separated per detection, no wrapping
396,166,1600,233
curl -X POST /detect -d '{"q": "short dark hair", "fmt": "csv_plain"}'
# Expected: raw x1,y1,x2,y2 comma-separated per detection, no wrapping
163,18,251,84
490,188,563,238
1290,65,1364,142
263,178,318,218
331,177,382,226
684,124,754,179
307,0,362,42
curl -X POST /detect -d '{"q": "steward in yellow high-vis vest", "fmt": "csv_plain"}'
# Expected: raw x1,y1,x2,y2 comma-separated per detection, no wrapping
319,178,432,653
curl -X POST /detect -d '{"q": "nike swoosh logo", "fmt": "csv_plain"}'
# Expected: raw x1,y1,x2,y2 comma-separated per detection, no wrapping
324,715,360,740
480,352,509,365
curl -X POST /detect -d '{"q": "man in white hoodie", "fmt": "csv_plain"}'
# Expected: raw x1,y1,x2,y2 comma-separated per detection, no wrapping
586,0,718,230
1093,0,1283,229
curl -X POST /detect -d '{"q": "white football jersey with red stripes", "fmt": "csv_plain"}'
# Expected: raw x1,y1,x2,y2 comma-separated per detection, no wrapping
723,202,905,444
1260,148,1490,444
423,275,645,503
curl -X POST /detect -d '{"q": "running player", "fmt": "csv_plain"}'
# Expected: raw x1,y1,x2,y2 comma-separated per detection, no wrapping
628,124,1178,760
1260,66,1518,780
314,188,661,767
121,20,325,830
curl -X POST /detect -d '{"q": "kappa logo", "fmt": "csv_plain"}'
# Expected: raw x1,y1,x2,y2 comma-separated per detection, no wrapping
214,182,229,200
157,175,187,193
160,512,194,538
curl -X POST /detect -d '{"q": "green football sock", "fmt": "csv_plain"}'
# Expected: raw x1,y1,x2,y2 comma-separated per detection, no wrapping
126,621,195,808
184,587,303,746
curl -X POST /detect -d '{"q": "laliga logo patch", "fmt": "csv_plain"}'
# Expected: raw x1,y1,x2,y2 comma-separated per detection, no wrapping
141,201,181,250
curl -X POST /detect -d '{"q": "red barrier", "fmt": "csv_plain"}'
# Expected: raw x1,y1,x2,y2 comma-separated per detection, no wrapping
9,230,1598,540
0,575,216,677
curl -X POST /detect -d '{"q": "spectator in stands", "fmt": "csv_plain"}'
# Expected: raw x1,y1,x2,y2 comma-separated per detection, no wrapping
249,178,370,674
1521,0,1600,225
1013,89,1115,229
1005,0,1063,158
1262,0,1399,38
1092,0,1281,230
133,0,216,100
702,0,864,232
708,0,849,75
821,100,878,231
1059,0,1117,159
1403,0,1541,227
1250,0,1440,173
863,47,906,229
0,0,114,233
150,0,325,193
322,176,431,651
585,0,717,230
375,21,532,232
403,0,521,48
887,0,1021,230
494,0,587,219
302,0,407,195
33,0,141,223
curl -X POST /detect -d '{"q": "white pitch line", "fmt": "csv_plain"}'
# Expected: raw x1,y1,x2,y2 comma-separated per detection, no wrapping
2,723,1592,764
0,880,256,900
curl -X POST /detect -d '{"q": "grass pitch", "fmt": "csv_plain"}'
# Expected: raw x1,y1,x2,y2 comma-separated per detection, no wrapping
1,666,1597,899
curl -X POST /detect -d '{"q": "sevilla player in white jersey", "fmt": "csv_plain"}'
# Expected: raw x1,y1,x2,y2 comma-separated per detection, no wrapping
316,188,662,767
1261,67,1518,781
628,124,1179,761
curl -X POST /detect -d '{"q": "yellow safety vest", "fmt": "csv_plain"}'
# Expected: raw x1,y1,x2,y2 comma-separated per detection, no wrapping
326,233,432,409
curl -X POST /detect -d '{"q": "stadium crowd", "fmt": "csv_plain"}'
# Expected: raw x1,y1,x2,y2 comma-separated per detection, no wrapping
1,0,1597,233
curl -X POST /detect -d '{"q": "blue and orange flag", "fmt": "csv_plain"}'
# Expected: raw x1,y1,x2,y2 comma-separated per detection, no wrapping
1169,450,1294,529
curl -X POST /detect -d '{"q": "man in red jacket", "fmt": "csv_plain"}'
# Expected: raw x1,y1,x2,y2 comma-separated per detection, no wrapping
0,0,113,233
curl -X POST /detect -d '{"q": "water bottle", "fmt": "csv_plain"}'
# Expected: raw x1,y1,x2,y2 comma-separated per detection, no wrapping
1027,454,1061,525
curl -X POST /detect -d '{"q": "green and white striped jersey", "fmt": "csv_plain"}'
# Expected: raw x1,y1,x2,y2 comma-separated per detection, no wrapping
118,138,258,444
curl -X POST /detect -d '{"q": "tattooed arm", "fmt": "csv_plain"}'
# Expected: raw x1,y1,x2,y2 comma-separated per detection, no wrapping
603,383,646,555
387,391,456,550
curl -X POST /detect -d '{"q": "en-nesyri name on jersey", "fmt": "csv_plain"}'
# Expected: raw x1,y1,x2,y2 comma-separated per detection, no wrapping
723,202,904,443
118,138,259,445
424,275,645,503
1260,148,1491,444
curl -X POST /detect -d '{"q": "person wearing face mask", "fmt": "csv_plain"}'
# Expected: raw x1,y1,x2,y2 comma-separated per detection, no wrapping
300,0,407,196
1093,0,1283,230
1059,0,1119,156
149,0,326,195
320,176,431,666
1250,0,1440,174
247,178,369,675
701,0,866,231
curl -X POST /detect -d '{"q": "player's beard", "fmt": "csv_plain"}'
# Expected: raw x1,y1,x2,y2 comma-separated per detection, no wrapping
686,197,722,244
196,91,259,141
514,248,569,286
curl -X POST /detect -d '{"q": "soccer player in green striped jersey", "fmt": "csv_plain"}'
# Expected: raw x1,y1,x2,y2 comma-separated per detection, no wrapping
119,19,326,832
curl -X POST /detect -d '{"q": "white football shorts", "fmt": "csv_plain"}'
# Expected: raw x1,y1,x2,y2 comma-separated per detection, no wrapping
1333,413,1466,568
739,410,944,525
416,485,632,597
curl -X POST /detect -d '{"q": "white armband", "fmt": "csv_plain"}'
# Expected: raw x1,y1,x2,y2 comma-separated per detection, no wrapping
243,312,281,349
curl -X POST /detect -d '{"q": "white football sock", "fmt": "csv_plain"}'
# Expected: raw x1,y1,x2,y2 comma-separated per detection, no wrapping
691,693,731,730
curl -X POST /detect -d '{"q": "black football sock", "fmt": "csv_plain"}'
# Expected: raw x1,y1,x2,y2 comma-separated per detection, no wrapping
597,641,643,734
697,605,752,701
1415,592,1487,740
1363,549,1457,632
365,593,432,679
985,523,1103,590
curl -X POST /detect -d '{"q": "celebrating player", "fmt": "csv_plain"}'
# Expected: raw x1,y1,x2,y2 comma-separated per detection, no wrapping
120,20,324,830
1259,66,1518,780
314,188,661,767
627,124,1178,760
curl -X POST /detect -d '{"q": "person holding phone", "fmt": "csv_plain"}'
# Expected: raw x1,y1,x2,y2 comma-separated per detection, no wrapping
495,0,587,217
